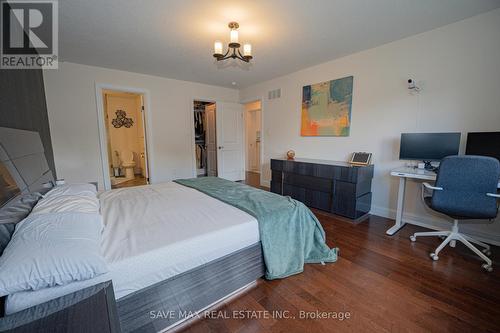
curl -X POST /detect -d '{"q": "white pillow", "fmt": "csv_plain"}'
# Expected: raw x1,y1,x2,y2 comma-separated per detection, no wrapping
32,195,100,215
0,212,107,296
44,183,97,199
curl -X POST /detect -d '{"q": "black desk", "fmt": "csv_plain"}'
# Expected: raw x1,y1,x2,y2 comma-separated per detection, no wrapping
271,158,374,219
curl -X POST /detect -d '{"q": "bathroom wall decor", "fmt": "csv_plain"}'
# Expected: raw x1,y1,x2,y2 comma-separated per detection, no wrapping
111,110,134,128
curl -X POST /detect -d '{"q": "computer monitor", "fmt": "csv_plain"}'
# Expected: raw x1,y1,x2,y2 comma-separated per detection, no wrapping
399,133,461,168
465,132,500,162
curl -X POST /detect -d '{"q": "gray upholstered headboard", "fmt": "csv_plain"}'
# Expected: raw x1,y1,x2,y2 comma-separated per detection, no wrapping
0,127,54,208
0,127,55,260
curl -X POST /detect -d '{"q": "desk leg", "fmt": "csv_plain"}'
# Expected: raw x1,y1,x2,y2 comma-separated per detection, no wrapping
386,177,407,235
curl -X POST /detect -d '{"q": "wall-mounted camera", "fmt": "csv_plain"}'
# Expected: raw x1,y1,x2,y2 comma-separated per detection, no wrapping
407,78,421,93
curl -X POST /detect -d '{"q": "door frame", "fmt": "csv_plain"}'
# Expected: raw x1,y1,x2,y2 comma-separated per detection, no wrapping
190,98,217,178
95,83,154,190
241,98,264,186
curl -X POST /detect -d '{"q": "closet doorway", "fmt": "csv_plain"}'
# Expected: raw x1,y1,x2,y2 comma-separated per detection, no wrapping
193,101,217,177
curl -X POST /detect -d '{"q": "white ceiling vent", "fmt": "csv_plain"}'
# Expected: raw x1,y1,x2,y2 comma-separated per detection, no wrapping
268,88,281,100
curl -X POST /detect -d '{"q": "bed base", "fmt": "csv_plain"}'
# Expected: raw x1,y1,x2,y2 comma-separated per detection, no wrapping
0,243,264,332
162,281,257,333
117,242,265,332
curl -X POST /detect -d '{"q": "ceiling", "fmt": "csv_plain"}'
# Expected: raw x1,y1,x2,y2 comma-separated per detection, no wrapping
59,0,500,88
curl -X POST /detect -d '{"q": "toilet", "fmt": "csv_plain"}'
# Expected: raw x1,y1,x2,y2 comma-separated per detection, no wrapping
121,150,136,179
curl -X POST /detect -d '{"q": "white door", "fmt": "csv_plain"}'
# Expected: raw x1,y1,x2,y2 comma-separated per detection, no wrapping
216,102,245,181
205,104,218,176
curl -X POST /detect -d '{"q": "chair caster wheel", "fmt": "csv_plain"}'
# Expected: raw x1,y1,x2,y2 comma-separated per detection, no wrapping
482,249,491,256
430,253,439,261
482,264,493,272
410,235,416,242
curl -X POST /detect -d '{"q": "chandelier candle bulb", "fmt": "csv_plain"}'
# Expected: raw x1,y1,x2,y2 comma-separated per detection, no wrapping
230,29,239,44
214,41,223,55
243,44,252,57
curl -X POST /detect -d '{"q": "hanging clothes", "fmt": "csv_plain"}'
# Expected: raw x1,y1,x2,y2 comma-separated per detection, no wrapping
194,110,205,140
194,103,208,174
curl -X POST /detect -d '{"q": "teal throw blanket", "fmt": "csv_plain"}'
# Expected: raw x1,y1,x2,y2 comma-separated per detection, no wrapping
174,177,338,279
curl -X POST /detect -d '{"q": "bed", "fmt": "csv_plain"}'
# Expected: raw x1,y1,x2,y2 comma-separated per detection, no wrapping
0,127,336,332
0,128,265,332
4,185,263,332
5,182,261,313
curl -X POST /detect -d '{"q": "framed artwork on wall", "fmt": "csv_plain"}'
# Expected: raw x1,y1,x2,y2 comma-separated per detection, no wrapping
301,76,353,136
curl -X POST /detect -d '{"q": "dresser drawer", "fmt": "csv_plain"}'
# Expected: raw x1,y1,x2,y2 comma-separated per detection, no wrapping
283,173,332,193
283,184,331,211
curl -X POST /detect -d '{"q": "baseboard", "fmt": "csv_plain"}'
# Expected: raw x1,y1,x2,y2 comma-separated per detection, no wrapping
261,179,270,187
370,204,500,246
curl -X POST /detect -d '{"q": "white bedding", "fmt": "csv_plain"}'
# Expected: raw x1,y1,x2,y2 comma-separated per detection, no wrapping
5,182,260,315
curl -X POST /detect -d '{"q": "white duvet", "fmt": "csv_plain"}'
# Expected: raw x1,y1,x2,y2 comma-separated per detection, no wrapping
6,182,260,314
100,182,259,263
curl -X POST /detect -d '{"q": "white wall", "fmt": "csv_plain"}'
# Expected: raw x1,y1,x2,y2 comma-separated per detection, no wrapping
44,62,238,189
239,9,500,243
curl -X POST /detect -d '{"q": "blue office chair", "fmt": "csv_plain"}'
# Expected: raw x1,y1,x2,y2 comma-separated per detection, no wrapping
410,155,500,272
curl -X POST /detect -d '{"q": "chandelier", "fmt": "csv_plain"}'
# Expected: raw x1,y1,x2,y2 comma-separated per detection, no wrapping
213,22,252,63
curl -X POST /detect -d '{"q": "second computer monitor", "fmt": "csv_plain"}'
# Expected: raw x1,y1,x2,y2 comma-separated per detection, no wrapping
399,132,461,162
465,132,500,162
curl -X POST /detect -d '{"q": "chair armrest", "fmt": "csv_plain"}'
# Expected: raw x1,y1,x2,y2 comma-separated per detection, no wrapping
421,182,442,204
487,193,500,198
422,182,443,191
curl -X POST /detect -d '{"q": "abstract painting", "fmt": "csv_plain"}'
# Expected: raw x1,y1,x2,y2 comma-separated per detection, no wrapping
301,76,353,136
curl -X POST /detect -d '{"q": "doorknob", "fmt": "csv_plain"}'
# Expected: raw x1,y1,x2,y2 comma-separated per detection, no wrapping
218,146,224,150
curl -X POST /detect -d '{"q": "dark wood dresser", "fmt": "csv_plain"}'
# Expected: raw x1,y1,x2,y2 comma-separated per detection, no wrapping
270,158,374,220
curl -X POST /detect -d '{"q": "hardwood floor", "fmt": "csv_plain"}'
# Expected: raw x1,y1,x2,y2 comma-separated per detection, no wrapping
179,177,500,333
111,176,147,189
241,171,266,189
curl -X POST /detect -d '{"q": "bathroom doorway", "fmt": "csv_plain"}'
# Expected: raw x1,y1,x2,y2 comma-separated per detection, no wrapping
102,90,149,189
193,100,217,177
